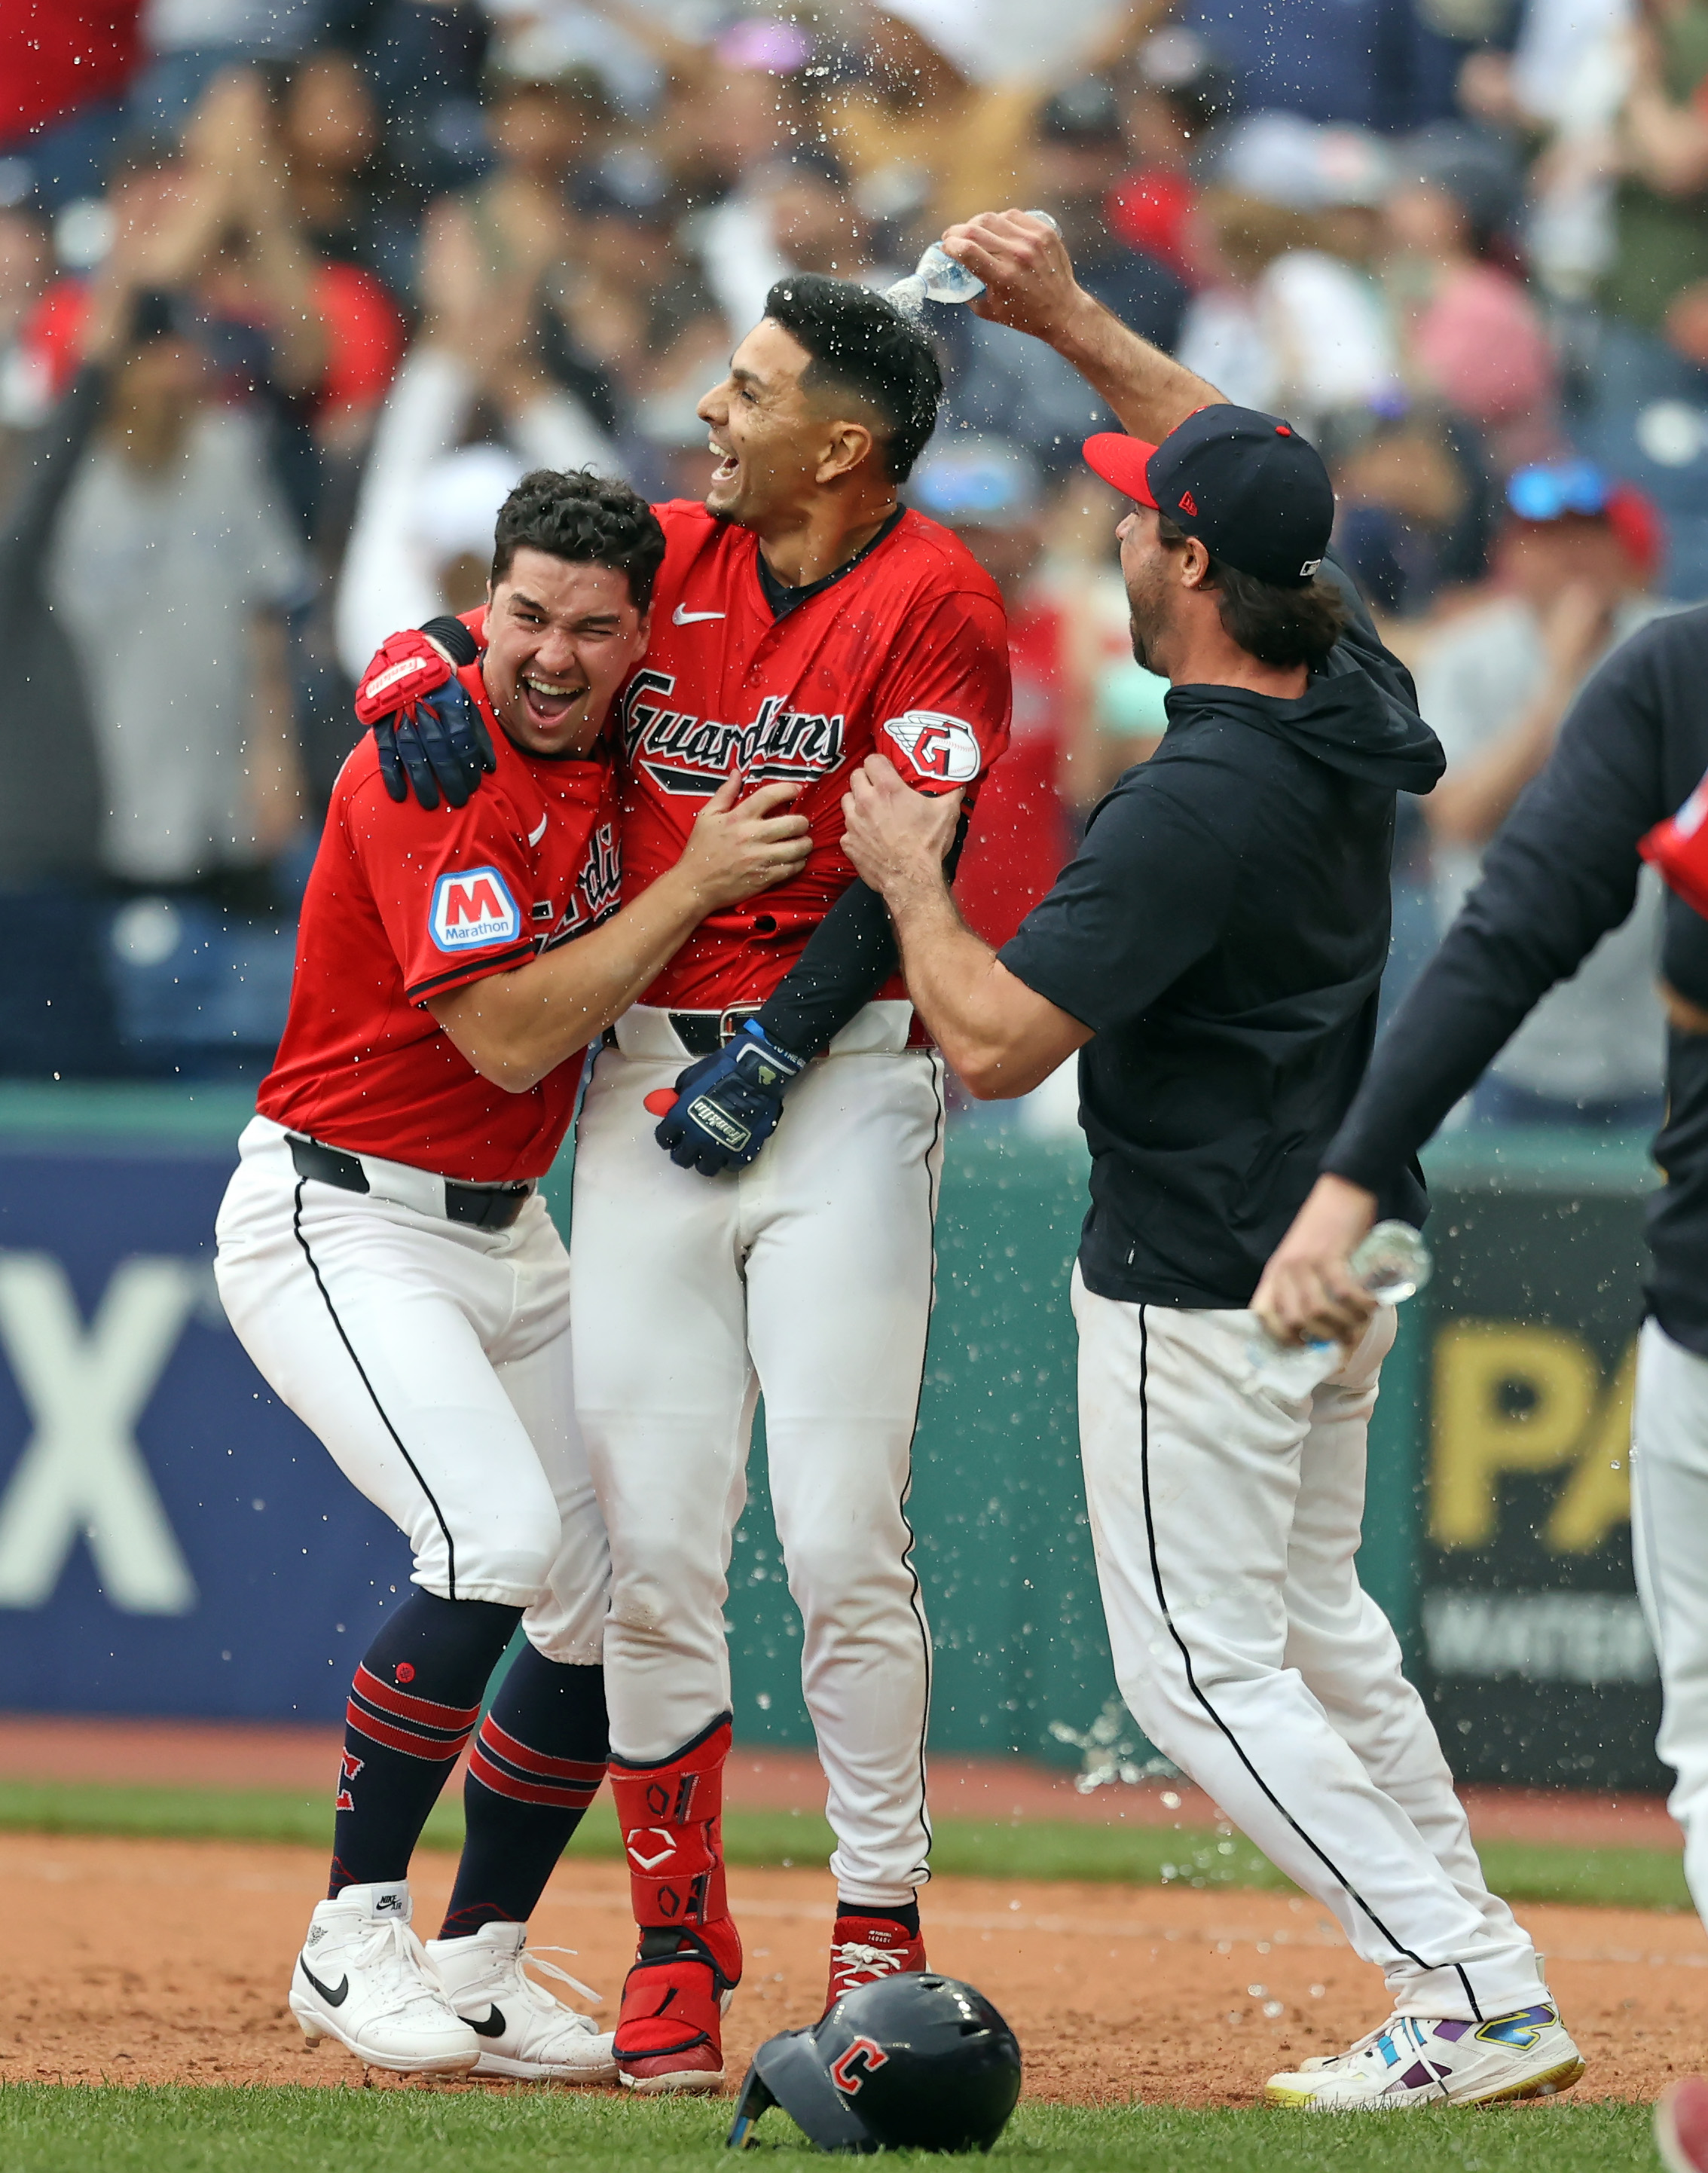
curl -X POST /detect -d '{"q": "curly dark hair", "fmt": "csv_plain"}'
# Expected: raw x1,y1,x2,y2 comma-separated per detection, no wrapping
1155,512,1346,670
764,274,943,484
490,469,667,611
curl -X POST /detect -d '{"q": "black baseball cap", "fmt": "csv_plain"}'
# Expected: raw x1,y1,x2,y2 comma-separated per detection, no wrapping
1084,405,1335,588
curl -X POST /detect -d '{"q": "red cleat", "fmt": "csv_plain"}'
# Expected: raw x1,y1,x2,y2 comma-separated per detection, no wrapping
823,1915,927,2015
615,1918,742,2095
1658,2078,1708,2173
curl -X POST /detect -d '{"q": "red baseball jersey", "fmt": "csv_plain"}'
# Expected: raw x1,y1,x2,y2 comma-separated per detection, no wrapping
616,502,1011,1010
259,662,622,1183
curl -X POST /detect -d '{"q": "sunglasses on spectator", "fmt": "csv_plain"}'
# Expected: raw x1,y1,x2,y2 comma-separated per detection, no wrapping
1506,463,1612,523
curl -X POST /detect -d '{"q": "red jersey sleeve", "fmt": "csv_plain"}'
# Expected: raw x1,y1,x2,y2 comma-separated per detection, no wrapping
868,590,1012,798
346,772,539,1009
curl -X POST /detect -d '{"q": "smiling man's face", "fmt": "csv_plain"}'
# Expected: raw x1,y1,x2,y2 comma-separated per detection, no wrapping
480,548,652,756
696,319,835,531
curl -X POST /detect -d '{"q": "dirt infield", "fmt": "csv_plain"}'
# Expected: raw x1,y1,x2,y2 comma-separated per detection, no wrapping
2,1832,1703,2105
0,1713,1683,1848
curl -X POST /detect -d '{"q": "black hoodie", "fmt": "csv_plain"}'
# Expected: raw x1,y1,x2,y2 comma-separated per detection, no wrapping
1000,554,1444,1310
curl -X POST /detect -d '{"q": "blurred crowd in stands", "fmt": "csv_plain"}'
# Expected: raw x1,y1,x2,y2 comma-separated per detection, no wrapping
2,0,1702,1132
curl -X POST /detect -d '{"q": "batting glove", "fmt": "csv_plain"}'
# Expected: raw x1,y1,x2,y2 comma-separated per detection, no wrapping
652,1022,808,1176
374,680,497,809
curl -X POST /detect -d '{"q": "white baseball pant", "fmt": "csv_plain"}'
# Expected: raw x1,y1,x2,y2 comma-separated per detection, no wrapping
214,1115,608,1660
1074,1272,1548,2022
569,1000,941,1907
1632,1317,1708,1927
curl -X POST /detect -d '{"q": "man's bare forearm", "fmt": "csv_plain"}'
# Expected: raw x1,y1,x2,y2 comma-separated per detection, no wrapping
429,867,710,1090
1052,289,1225,443
884,873,1011,1081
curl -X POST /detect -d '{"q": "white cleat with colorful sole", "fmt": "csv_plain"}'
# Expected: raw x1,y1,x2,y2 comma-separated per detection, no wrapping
1266,2003,1584,2109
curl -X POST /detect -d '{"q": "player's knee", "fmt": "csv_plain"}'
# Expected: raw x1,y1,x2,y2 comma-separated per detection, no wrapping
436,1502,564,1606
607,1542,713,1638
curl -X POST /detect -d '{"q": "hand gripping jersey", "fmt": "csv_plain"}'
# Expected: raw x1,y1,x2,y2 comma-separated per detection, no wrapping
616,501,1012,1011
259,661,622,1182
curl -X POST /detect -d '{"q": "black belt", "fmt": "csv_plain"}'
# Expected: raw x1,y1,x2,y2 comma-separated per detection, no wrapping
288,1135,534,1231
668,1007,761,1057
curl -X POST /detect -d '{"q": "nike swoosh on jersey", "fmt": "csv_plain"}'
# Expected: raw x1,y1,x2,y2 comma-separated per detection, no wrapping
469,2005,507,2039
527,813,548,845
298,1961,350,2007
672,605,726,625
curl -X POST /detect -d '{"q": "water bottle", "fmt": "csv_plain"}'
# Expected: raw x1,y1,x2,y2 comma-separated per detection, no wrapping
1246,1221,1431,1398
886,212,1061,318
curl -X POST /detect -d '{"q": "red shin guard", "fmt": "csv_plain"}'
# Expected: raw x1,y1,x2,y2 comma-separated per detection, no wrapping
609,1718,741,2075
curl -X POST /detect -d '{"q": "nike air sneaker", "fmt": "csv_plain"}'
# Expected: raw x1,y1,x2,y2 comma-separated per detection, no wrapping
824,1915,927,2015
1266,2002,1584,2109
614,1918,741,2095
426,1924,617,2083
289,1881,479,2075
1657,2076,1708,2173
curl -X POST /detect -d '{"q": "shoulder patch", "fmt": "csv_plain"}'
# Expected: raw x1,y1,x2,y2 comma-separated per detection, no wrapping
881,711,982,784
429,866,521,952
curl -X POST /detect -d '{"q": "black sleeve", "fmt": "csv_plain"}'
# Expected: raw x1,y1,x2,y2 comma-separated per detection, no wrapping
756,817,972,1059
1325,625,1673,1192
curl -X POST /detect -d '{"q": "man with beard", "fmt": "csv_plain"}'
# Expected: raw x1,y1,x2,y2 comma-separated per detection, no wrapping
837,211,1584,2110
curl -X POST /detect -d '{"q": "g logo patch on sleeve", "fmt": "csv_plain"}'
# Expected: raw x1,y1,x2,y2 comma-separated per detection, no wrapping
430,866,521,952
881,711,981,784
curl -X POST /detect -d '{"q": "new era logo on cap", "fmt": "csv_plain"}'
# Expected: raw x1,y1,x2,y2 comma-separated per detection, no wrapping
1083,405,1336,589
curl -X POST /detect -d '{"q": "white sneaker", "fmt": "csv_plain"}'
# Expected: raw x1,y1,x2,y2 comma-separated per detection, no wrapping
426,1924,618,2083
1266,2003,1585,2109
289,1882,479,2076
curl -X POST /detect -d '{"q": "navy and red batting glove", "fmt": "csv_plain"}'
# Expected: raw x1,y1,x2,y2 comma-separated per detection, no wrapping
650,1022,808,1177
374,681,497,809
362,619,495,810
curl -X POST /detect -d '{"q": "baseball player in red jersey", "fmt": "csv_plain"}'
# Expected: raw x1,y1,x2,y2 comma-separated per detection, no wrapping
213,473,810,2081
360,275,1012,2092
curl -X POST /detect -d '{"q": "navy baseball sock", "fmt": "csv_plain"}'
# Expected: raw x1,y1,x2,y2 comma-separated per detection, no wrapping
328,1591,522,1896
438,1646,609,1937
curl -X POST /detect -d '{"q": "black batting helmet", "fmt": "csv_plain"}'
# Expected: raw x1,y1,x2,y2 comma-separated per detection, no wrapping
726,1973,1022,2154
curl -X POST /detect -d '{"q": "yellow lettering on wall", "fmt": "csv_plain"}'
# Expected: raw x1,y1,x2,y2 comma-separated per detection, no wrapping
1545,1338,1636,1553
1429,1325,1599,1548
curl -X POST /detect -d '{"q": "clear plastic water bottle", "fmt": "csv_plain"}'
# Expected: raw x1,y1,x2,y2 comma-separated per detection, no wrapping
886,212,1060,318
1247,1221,1431,1398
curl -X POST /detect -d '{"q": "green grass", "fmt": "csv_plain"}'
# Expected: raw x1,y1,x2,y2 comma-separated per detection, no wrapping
0,1778,1691,1912
0,2086,1663,2173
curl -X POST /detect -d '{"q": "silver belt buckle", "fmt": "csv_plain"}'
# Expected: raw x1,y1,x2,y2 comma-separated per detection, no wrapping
718,1006,759,1047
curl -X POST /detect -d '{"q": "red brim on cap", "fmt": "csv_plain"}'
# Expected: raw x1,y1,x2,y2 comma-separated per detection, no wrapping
1083,432,1159,506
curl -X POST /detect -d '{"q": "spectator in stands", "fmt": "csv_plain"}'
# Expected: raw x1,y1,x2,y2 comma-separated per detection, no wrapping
1105,26,1236,282
695,149,891,347
1031,77,1189,356
47,286,309,895
1383,130,1560,475
280,49,417,311
335,200,610,674
1611,0,1708,340
0,237,149,1077
450,63,607,293
1176,188,1398,435
1416,463,1671,1127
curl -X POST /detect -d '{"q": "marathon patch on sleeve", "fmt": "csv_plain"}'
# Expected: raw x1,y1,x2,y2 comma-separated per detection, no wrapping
881,710,982,784
429,866,522,953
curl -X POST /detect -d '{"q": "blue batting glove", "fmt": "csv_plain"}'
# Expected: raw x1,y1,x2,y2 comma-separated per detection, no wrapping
653,1021,808,1176
374,681,497,809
